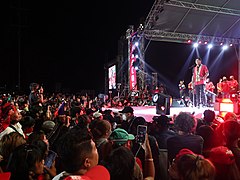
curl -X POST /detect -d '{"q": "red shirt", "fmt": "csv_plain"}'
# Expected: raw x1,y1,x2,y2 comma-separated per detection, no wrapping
221,81,229,93
206,82,215,92
192,64,209,85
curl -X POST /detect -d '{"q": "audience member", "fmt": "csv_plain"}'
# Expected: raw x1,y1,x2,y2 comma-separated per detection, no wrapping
213,112,238,147
118,106,137,133
196,125,215,158
208,146,240,180
53,126,110,180
0,132,26,172
167,112,204,164
222,120,240,169
7,143,45,180
168,148,215,180
196,109,218,131
108,128,143,179
151,115,176,149
20,115,36,140
126,116,161,180
90,119,112,163
0,107,25,140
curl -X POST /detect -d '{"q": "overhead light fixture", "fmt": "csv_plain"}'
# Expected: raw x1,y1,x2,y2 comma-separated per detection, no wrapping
193,43,199,48
222,45,228,50
207,44,213,49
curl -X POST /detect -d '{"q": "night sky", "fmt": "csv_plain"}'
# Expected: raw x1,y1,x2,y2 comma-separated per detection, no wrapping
2,0,238,97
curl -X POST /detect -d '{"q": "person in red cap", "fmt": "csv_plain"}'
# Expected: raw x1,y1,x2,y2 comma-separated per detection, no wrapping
168,148,216,180
208,146,240,180
0,102,16,134
228,75,239,95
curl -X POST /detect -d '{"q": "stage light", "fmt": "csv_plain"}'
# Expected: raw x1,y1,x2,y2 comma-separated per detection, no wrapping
230,43,233,47
204,41,208,44
220,42,223,46
155,93,171,115
187,40,192,43
222,45,228,50
193,43,198,48
134,42,139,47
198,41,202,44
207,44,213,49
132,59,140,70
214,98,238,117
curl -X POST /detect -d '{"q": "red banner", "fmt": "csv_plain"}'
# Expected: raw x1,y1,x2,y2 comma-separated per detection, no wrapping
129,43,137,90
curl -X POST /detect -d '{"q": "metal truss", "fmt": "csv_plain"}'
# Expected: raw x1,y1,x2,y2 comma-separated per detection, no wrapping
144,29,240,45
144,0,240,45
166,0,240,17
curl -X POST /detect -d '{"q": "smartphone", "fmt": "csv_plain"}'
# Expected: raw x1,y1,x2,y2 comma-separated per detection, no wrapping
136,125,147,144
44,150,57,168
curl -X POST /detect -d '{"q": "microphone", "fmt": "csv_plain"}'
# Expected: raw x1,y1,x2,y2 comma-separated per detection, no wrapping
188,64,195,69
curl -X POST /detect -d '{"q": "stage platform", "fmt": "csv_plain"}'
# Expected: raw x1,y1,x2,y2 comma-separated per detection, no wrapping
102,106,218,123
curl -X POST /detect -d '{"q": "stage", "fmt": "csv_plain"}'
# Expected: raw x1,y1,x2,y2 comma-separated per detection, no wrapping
102,105,218,123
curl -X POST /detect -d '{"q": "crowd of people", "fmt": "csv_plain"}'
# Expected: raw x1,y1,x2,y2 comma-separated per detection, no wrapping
0,82,239,180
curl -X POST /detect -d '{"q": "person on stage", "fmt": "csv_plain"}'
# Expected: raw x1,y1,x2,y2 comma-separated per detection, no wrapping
192,57,209,108
216,78,223,98
221,76,230,98
188,81,196,107
205,78,216,107
228,75,238,95
178,80,186,99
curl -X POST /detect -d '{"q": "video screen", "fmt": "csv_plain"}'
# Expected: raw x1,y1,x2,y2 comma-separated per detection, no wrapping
108,65,116,90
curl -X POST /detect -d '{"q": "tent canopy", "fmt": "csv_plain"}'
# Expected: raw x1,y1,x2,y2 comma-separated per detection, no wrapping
144,0,240,45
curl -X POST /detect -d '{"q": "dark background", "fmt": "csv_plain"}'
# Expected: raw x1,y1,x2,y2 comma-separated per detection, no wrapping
2,0,238,97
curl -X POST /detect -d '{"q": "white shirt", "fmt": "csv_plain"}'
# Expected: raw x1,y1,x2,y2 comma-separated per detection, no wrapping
0,122,25,140
52,171,65,180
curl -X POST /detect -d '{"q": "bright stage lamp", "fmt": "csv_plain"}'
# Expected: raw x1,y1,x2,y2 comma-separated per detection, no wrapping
214,98,235,117
193,43,198,48
134,42,139,47
222,45,228,50
207,44,213,49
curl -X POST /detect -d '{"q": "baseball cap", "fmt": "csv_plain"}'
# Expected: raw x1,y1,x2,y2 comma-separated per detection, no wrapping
64,165,110,180
153,115,170,127
119,106,134,113
175,148,196,160
208,146,235,165
42,120,55,131
109,128,135,144
93,111,102,118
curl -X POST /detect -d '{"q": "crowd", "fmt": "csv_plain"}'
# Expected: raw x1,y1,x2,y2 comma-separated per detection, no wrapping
0,82,240,180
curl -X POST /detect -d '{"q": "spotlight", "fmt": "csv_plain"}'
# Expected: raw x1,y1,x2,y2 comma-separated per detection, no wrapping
155,93,171,115
132,59,140,70
222,45,228,50
187,40,192,43
220,42,223,46
134,42,139,47
207,44,213,49
198,41,202,44
230,43,233,47
193,43,199,48
204,41,208,44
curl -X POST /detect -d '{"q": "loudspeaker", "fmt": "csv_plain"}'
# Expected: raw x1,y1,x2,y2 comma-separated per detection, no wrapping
155,93,171,115
171,98,186,107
